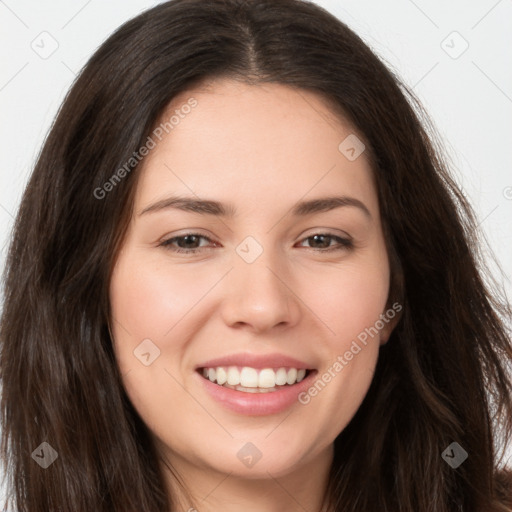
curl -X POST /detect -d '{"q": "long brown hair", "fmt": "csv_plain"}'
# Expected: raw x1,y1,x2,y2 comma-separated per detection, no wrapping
1,0,511,510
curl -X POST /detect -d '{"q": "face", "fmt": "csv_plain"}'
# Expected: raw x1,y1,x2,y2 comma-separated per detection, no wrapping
109,79,396,487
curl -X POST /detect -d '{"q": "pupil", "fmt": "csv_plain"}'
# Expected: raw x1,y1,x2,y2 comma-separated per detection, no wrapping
180,235,199,248
311,234,329,248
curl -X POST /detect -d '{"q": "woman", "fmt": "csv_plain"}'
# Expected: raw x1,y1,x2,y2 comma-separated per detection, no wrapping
1,0,511,510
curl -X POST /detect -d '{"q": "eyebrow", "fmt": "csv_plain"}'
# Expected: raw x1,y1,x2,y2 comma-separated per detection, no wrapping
139,195,372,219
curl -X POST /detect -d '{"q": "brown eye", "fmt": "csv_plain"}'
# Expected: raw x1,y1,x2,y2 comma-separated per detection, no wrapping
159,233,214,253
158,232,353,255
299,233,353,252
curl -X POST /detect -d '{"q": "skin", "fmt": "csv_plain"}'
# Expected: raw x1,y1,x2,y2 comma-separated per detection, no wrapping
109,78,398,512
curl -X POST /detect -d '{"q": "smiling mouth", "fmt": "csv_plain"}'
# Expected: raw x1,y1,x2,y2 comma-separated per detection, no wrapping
197,366,314,393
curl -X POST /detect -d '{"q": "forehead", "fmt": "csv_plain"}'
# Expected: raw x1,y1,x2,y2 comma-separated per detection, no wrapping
134,79,378,218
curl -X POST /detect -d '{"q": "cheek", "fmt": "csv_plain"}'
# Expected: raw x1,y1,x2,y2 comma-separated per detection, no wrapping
295,251,390,428
306,256,390,344
109,250,215,346
109,252,213,436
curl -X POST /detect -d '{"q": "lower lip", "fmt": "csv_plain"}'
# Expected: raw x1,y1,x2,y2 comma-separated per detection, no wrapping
196,370,317,416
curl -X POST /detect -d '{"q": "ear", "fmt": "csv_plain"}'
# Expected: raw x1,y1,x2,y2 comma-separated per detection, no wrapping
379,302,403,346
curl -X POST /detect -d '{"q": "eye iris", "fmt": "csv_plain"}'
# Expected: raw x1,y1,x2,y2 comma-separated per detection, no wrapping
309,234,331,248
167,233,345,251
178,235,201,249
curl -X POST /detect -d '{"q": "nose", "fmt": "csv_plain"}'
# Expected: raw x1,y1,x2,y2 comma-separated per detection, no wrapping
220,249,302,333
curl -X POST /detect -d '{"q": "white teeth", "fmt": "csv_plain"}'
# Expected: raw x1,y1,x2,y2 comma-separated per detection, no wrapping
258,368,276,388
200,366,309,389
286,368,298,385
228,384,277,393
275,368,288,386
240,367,258,387
216,366,227,385
227,366,240,386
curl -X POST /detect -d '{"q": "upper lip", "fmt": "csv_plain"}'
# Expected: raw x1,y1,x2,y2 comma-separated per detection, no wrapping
196,353,314,370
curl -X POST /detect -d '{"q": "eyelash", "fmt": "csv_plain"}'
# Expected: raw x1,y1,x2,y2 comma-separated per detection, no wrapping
158,232,354,254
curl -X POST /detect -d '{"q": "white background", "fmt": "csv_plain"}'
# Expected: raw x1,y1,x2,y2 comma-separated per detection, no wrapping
0,0,511,505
